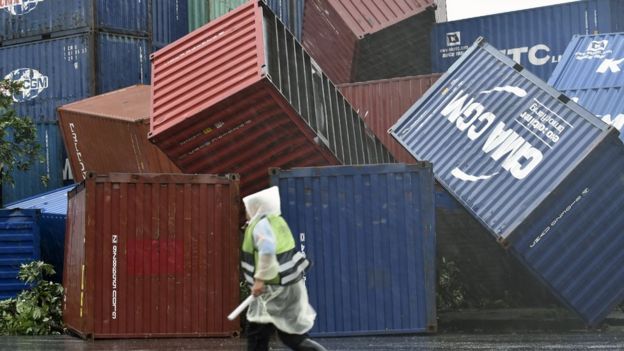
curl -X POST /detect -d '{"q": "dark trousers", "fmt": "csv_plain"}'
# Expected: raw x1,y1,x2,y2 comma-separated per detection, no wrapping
246,321,308,351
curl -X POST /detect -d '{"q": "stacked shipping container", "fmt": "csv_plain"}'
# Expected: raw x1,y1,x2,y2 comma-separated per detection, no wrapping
391,37,624,326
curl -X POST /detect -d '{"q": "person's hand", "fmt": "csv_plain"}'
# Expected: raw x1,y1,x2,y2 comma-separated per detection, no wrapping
252,279,265,297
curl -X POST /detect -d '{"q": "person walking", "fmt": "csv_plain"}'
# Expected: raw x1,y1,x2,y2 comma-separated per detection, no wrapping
241,186,328,351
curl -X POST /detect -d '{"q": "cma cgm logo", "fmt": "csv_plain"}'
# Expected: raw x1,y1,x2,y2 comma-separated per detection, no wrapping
0,0,44,15
4,68,49,102
440,86,547,181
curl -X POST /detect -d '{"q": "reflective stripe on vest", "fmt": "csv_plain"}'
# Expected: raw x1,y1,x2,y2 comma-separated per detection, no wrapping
241,215,308,285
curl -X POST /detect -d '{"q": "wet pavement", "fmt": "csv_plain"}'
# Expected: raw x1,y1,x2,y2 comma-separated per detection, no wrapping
3,331,624,351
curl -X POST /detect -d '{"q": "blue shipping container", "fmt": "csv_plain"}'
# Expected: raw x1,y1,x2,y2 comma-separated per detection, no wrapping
431,0,624,80
0,0,149,43
391,37,624,326
0,209,41,299
548,32,624,141
152,0,188,49
1,122,66,205
270,164,437,336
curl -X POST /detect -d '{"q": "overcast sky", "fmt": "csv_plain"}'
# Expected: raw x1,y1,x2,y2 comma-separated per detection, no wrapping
445,0,582,21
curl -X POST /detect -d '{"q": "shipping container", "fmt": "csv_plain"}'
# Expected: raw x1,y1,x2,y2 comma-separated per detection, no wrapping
188,0,303,40
63,173,240,338
1,122,66,205
1,32,150,122
0,209,40,299
431,0,624,80
150,1,394,197
5,184,78,284
58,85,180,183
270,164,436,336
302,0,357,84
327,0,433,39
0,0,149,44
153,0,189,49
338,74,441,163
391,37,624,326
352,7,434,81
548,32,624,141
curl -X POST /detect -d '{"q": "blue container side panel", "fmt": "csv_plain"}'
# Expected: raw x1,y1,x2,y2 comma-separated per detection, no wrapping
1,123,66,205
0,0,149,43
430,0,618,80
0,34,92,122
562,87,624,141
39,214,65,284
5,184,76,215
0,209,41,300
270,164,436,336
510,131,624,327
152,0,189,48
393,39,608,239
96,32,150,93
264,0,303,41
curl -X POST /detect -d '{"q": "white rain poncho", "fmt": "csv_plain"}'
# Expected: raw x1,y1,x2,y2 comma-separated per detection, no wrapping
242,186,317,335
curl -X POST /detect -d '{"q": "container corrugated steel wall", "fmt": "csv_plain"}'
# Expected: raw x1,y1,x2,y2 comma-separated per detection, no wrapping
0,209,41,299
1,32,150,122
338,74,441,163
0,0,149,43
208,0,247,21
327,0,433,38
548,33,624,141
353,8,434,81
63,173,241,338
5,184,76,215
430,0,624,80
188,0,212,31
302,0,357,84
58,85,180,182
150,1,394,197
391,37,624,326
1,122,66,205
270,164,436,336
153,0,189,49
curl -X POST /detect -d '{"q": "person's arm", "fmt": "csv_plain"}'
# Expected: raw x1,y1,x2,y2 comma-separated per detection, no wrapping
251,219,279,296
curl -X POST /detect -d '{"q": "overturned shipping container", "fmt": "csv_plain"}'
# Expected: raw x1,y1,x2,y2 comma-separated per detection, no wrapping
391,37,624,326
338,74,441,163
270,164,437,336
431,0,624,80
548,32,624,141
63,173,241,338
150,1,394,197
58,85,180,182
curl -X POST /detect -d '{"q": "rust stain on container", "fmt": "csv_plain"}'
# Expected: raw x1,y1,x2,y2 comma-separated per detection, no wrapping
63,173,240,338
58,85,180,182
338,74,441,163
327,0,434,38
150,1,394,197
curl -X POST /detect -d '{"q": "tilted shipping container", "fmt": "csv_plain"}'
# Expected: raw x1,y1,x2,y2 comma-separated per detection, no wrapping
63,173,241,338
431,0,624,80
0,209,41,299
58,85,180,183
338,74,441,163
270,164,437,336
548,32,624,141
150,1,394,197
0,0,149,43
391,37,624,326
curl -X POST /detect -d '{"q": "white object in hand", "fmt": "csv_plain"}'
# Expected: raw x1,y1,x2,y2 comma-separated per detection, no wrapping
227,295,256,321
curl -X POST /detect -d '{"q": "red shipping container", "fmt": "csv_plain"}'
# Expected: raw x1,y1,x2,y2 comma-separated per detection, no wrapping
63,173,240,338
58,85,180,182
150,1,394,197
337,74,441,163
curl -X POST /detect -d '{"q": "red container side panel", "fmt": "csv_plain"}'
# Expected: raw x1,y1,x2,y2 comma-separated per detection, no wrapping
63,186,87,335
328,0,434,38
65,173,240,338
338,74,441,163
302,0,357,84
152,80,340,197
150,0,265,139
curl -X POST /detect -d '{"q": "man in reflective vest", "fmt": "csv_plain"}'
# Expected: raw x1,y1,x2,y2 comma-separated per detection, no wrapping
242,186,327,351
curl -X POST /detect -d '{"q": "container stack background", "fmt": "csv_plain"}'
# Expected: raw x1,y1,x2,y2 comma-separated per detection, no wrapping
0,0,623,339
